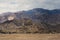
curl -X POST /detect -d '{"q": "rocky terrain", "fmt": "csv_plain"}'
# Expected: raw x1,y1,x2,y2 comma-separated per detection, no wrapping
0,8,60,34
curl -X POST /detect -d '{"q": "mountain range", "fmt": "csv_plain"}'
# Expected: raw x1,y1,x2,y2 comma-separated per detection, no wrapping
0,8,60,34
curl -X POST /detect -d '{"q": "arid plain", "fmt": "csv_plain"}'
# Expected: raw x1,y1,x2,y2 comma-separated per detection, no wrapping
0,34,60,40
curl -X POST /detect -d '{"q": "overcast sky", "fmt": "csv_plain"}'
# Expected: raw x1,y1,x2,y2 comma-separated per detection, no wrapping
0,0,60,13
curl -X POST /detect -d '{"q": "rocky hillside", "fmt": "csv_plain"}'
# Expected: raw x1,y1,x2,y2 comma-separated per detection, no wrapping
0,8,60,34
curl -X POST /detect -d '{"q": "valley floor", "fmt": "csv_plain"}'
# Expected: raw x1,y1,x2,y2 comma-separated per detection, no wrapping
0,34,60,40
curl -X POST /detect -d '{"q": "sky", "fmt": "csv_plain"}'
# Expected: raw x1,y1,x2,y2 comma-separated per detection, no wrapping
0,0,60,13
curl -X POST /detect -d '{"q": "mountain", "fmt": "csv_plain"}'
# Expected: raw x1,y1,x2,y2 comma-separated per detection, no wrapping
0,8,60,34
14,8,60,25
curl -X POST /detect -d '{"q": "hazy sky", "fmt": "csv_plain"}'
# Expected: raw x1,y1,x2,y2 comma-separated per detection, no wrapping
0,0,60,13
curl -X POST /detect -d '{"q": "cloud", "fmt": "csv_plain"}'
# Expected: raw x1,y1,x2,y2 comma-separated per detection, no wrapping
0,0,33,13
0,0,60,13
43,0,60,9
0,3,19,13
28,0,60,10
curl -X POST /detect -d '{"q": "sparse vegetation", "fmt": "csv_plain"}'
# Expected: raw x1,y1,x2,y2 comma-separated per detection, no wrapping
0,18,60,34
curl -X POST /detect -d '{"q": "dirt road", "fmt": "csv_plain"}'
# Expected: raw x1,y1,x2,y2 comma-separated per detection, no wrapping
0,34,60,40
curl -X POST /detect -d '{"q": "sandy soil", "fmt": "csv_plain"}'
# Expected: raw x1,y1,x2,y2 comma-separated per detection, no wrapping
0,34,60,40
